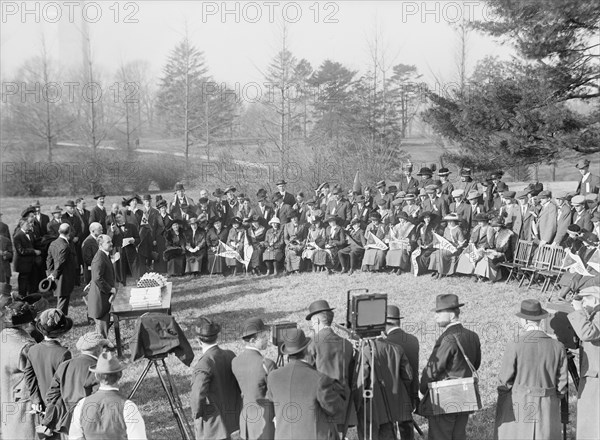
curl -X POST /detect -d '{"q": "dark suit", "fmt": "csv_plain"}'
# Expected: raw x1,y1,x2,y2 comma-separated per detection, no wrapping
374,192,394,210
42,353,99,433
309,327,354,425
576,173,600,196
273,204,293,225
420,323,481,440
89,205,107,228
326,199,352,226
191,346,242,440
386,327,420,405
108,222,141,284
356,339,414,439
81,234,99,284
24,340,71,407
278,191,296,207
351,204,371,228
13,229,41,295
397,176,420,195
0,220,10,240
33,213,50,237
339,228,366,271
256,204,274,228
554,204,573,246
422,196,449,218
46,237,78,315
573,209,593,232
0,234,13,284
231,349,276,440
266,359,346,440
88,250,115,337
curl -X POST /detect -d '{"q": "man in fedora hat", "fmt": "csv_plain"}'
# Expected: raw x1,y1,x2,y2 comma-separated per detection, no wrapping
420,294,481,440
231,318,276,440
306,300,354,432
398,162,420,195
374,180,394,210
385,305,419,437
326,187,352,227
69,351,147,439
89,192,107,227
568,287,600,440
275,179,296,207
46,223,78,315
267,328,346,440
40,332,113,437
24,308,73,418
495,299,568,440
575,158,599,196
191,317,241,440
32,200,50,237
88,234,117,337
170,182,195,222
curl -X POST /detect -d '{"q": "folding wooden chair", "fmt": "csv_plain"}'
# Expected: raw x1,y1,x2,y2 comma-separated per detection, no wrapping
499,240,533,284
520,244,554,289
544,248,568,300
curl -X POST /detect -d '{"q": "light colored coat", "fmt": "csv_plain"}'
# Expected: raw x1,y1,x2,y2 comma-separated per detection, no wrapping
494,330,568,440
568,308,600,440
0,328,36,440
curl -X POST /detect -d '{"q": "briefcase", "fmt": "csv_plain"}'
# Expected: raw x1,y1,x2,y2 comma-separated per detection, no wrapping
427,334,482,415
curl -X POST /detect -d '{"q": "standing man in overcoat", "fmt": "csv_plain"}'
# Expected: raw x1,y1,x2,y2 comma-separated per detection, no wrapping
266,328,346,440
231,318,276,440
88,234,116,337
568,287,600,440
190,318,241,440
46,224,78,315
495,299,568,440
420,294,481,440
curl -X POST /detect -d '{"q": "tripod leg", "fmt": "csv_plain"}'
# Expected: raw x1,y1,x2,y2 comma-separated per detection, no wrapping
128,359,154,400
154,360,194,440
161,359,194,439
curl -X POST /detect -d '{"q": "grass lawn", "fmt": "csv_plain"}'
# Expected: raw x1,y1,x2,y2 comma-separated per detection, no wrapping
9,270,578,440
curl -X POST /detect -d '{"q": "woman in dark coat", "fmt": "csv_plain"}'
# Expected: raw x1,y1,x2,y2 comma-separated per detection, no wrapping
164,220,187,276
262,217,284,275
206,218,229,275
225,217,245,275
154,200,172,274
185,217,207,275
247,216,266,275
137,214,154,276
412,211,438,276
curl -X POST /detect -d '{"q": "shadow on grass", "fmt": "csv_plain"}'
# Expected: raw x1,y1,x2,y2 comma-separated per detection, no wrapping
172,283,285,312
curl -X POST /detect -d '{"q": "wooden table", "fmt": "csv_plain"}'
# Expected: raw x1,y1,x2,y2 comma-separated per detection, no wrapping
110,282,173,356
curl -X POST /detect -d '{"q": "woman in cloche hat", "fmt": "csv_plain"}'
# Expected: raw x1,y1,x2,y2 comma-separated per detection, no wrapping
262,217,285,276
428,213,466,279
164,219,187,276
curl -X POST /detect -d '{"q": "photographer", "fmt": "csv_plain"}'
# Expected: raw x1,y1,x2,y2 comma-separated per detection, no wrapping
568,287,600,440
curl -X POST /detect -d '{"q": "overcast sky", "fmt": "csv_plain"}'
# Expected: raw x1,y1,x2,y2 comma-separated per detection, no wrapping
1,1,515,87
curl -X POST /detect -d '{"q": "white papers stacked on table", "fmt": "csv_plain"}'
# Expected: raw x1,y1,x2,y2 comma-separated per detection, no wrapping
129,285,163,308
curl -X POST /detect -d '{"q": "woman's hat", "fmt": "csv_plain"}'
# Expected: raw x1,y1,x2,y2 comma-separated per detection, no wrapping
432,294,464,312
306,299,335,320
156,199,167,209
2,301,36,327
89,351,126,373
460,168,472,177
466,190,480,200
311,209,324,221
419,211,437,222
142,194,152,201
268,217,281,225
231,216,243,226
451,189,465,198
425,184,437,194
490,217,505,227
567,224,581,236
224,186,237,194
396,211,410,222
325,214,339,223
474,213,488,223
280,328,311,355
515,299,548,321
369,212,382,221
169,218,186,228
438,168,451,176
443,213,460,222
417,167,433,176
35,308,74,337
404,193,416,201
213,188,225,198
187,217,199,225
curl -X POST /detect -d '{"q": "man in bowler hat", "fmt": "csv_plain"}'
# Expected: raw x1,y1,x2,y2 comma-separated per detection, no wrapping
191,318,241,440
266,328,346,440
231,318,276,440
386,305,420,440
494,299,568,440
420,294,481,440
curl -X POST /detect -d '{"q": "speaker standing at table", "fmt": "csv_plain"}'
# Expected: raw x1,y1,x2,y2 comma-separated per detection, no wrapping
88,234,116,338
